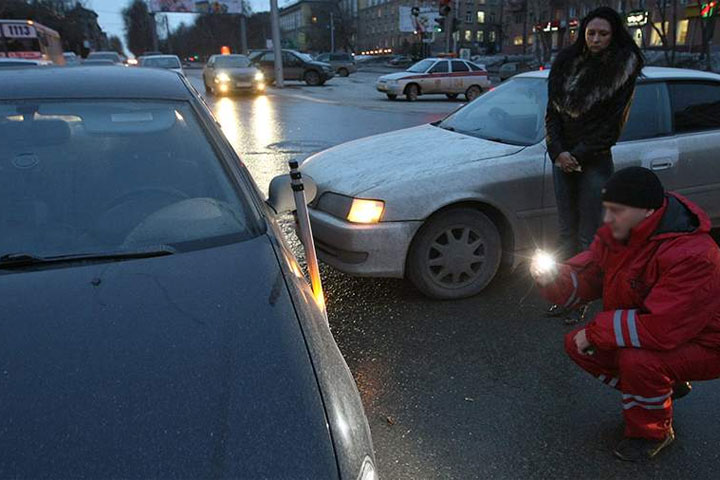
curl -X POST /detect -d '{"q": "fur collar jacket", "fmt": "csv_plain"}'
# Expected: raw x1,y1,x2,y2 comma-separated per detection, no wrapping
549,46,642,119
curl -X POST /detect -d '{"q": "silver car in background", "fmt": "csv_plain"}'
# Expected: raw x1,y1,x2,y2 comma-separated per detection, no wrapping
202,54,265,95
138,54,183,75
300,67,720,299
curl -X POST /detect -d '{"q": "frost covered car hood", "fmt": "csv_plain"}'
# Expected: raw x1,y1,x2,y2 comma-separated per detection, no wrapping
377,71,426,82
300,123,525,197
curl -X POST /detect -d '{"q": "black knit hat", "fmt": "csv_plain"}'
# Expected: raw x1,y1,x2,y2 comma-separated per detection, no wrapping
601,167,665,209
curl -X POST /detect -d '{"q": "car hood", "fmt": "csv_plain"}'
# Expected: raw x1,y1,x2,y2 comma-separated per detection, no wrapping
0,236,338,479
300,123,526,196
377,71,423,81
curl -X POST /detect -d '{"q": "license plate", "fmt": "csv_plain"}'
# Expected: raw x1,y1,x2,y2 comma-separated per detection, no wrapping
236,82,251,88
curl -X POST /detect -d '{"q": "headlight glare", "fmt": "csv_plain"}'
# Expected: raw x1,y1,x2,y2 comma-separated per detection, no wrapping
347,198,384,224
254,71,264,81
216,72,231,83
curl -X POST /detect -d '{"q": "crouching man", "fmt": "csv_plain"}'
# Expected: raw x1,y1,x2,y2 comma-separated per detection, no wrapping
532,167,720,461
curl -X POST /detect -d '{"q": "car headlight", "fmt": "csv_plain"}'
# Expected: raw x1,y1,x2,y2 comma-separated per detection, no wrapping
357,456,377,480
215,72,231,83
254,71,264,81
315,193,385,224
387,79,398,85
347,198,384,224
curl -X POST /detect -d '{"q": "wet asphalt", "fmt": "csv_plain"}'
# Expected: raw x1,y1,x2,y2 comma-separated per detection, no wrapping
187,68,720,479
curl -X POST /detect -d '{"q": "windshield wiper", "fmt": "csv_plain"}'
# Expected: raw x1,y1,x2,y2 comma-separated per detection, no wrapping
0,246,176,269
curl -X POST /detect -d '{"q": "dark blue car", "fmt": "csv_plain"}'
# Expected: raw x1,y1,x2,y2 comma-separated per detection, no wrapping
0,66,376,479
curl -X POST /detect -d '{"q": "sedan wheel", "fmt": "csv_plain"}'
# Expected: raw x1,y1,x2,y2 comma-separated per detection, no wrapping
446,93,459,100
386,94,397,100
204,82,211,93
339,68,349,77
305,70,321,86
405,83,419,101
407,209,501,299
465,85,482,102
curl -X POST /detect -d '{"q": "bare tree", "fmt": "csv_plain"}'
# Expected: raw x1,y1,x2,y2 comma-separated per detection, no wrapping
648,0,679,66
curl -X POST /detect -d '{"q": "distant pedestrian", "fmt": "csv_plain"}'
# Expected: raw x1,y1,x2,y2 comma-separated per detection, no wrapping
545,6,644,323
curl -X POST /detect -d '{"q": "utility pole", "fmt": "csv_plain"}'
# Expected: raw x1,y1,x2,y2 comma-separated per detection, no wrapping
164,15,172,53
330,11,335,52
270,0,284,88
150,12,159,52
240,14,248,54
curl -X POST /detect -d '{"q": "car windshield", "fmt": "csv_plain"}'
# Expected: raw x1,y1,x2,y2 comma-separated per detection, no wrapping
214,55,251,68
297,53,314,62
407,59,434,73
142,57,181,68
437,77,548,146
0,100,261,261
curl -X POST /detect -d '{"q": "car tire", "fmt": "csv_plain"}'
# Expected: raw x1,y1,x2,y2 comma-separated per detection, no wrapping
305,70,322,86
445,93,459,100
387,94,397,100
465,85,482,102
405,83,419,101
204,82,211,93
407,208,502,299
339,68,349,77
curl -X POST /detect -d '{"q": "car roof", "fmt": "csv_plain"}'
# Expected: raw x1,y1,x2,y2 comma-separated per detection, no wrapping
142,54,180,59
517,66,720,82
0,66,191,100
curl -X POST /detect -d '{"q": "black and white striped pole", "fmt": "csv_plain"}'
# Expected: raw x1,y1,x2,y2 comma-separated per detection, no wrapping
289,160,326,313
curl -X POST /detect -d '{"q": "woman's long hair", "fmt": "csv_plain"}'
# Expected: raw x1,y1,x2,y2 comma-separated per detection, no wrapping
566,6,644,69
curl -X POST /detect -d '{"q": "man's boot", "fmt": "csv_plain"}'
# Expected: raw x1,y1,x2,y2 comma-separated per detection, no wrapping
613,428,675,462
672,381,692,400
564,303,589,325
545,304,568,317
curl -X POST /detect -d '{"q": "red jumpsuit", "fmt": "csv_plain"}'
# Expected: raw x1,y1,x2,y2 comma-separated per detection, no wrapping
541,193,720,440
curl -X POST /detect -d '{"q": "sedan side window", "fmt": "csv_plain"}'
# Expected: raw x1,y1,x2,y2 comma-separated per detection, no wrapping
668,82,720,134
429,61,449,74
451,60,469,73
263,52,274,62
284,53,302,66
618,82,672,142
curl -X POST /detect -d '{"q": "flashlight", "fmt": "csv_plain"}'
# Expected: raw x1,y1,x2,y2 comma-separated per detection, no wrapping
531,249,557,275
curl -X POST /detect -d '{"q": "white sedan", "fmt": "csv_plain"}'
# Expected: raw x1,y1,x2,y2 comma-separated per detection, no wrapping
376,57,491,102
299,67,720,299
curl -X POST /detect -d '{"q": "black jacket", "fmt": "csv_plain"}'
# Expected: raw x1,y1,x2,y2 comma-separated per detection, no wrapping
546,46,642,164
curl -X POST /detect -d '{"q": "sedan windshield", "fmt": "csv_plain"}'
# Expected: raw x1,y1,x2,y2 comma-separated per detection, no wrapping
215,55,251,68
437,77,548,146
407,59,434,73
0,100,260,261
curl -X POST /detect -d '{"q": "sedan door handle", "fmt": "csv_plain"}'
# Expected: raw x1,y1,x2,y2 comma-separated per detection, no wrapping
650,158,674,171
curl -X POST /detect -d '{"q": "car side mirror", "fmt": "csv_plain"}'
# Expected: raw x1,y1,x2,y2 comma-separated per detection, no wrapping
267,173,318,214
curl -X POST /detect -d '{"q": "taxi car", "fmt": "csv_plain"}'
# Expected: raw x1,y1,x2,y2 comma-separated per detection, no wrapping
0,66,375,479
301,67,720,299
376,57,491,101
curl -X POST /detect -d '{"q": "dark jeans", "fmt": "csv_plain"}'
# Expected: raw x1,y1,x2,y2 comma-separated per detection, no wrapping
553,157,614,259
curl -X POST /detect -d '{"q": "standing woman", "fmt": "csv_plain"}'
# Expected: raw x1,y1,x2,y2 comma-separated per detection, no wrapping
545,6,644,322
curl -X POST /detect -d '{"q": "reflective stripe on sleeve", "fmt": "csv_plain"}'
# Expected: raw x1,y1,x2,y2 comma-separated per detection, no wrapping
626,309,641,347
613,310,626,347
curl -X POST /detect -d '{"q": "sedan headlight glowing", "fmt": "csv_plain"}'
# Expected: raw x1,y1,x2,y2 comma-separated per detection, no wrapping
215,72,231,83
347,198,385,224
254,71,264,81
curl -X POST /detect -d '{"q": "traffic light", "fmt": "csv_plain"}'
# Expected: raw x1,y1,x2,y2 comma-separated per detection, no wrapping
434,16,444,33
439,0,451,16
701,1,718,18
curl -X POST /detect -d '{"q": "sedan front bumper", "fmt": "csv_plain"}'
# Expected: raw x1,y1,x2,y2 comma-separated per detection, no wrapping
376,82,402,94
308,208,422,278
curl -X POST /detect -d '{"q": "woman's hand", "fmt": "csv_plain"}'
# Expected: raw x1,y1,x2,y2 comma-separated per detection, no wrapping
555,152,581,173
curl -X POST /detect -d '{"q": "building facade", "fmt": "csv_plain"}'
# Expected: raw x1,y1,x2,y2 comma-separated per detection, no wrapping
279,0,337,52
502,0,720,58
